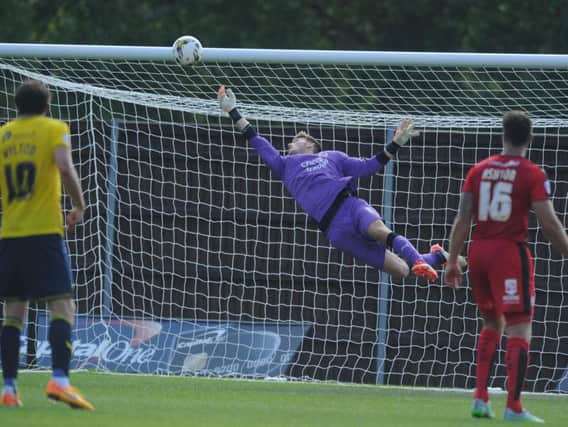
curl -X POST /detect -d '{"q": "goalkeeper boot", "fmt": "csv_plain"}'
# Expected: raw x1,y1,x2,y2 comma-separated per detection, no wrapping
1,387,22,407
411,260,438,281
471,399,494,418
503,408,544,423
46,380,95,410
430,244,468,269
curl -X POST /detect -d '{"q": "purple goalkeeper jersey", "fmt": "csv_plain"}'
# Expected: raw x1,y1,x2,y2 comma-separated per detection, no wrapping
249,135,385,222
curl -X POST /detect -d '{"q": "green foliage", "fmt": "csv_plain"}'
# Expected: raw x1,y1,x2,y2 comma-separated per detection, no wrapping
1,0,568,52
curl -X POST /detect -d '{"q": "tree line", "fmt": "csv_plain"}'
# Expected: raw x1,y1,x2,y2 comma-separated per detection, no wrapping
2,0,568,53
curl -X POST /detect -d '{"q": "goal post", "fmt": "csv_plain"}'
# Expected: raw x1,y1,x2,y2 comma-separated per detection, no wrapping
0,43,567,391
4,42,568,66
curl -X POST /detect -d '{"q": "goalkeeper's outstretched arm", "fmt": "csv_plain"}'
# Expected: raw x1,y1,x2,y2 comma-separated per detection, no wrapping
217,85,284,176
217,85,255,138
340,118,420,178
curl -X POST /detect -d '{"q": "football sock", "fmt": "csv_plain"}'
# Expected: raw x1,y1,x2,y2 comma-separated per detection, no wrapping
422,251,446,267
505,337,529,413
49,318,72,379
1,321,22,385
2,383,17,394
474,328,500,402
390,234,422,265
51,369,70,388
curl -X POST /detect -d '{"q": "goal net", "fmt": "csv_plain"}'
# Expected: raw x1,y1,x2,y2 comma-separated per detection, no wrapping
0,46,567,391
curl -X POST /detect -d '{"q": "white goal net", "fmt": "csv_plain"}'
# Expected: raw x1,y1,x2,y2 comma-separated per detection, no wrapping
0,46,567,391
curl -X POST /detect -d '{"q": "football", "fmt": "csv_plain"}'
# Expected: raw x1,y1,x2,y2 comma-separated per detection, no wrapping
172,35,203,65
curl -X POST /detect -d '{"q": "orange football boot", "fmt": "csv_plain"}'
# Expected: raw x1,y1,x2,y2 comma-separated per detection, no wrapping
411,260,439,281
1,390,22,407
45,380,94,410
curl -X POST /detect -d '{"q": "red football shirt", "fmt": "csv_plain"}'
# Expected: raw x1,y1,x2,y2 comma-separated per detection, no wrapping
463,154,549,242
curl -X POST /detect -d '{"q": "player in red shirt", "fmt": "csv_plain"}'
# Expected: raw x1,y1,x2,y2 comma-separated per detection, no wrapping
444,111,568,423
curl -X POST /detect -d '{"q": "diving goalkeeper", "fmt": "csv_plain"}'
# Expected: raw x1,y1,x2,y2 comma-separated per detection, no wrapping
218,86,464,281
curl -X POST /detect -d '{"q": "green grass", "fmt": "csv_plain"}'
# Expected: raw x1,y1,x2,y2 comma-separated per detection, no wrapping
1,372,566,426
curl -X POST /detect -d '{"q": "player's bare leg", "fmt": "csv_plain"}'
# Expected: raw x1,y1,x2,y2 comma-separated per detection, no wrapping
381,250,410,279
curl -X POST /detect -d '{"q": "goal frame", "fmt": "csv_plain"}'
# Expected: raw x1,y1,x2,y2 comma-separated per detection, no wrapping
2,42,568,67
1,43,568,388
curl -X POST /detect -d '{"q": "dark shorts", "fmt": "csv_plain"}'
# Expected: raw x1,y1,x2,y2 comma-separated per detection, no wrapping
325,197,386,269
468,239,534,323
0,234,73,302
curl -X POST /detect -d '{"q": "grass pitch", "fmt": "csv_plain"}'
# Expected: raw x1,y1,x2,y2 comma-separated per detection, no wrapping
1,371,566,426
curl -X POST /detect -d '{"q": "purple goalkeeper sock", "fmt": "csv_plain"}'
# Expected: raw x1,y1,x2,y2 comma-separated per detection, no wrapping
391,235,423,265
422,251,446,267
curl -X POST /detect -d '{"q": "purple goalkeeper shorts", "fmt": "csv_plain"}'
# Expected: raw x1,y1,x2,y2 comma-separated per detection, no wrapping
324,197,386,269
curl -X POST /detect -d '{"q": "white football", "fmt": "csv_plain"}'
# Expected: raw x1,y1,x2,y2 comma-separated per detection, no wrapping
173,35,203,66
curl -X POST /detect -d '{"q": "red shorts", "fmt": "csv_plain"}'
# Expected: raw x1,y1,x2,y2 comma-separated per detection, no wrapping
468,239,534,323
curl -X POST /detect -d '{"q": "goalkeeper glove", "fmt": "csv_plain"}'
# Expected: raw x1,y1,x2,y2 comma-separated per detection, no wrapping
392,118,419,146
385,118,420,156
377,118,420,164
217,85,242,122
217,85,257,140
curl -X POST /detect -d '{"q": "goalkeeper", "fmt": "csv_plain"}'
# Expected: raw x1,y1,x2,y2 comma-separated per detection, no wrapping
218,86,463,281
